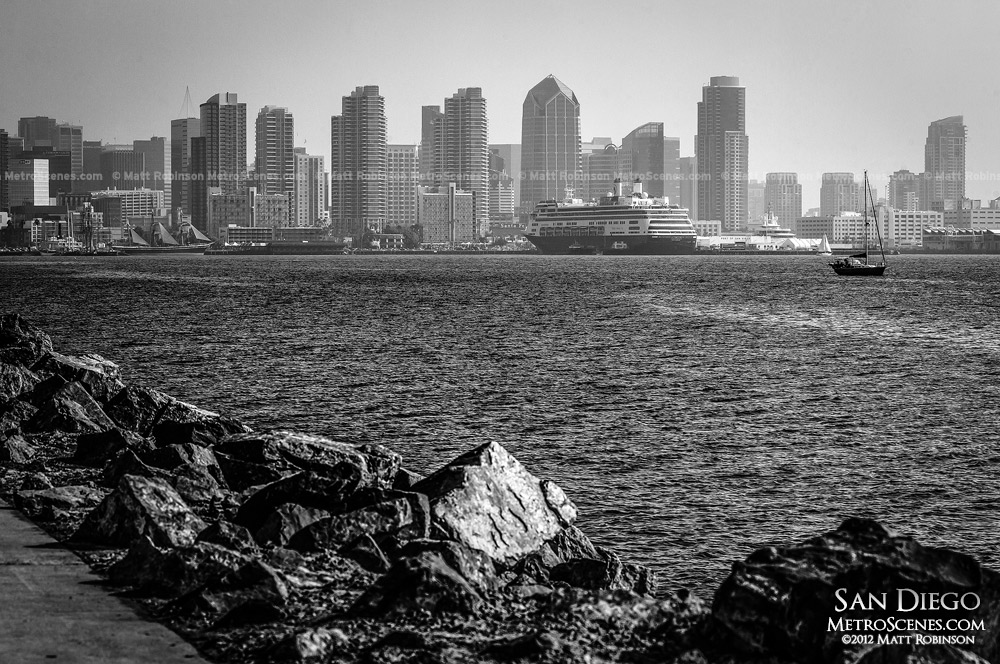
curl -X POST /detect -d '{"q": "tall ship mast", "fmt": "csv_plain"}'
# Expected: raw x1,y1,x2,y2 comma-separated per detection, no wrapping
524,178,697,255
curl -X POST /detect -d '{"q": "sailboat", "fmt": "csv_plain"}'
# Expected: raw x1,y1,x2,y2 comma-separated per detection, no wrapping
830,171,887,276
816,234,833,256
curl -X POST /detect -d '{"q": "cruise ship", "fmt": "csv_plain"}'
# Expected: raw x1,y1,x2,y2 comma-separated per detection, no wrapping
524,178,697,255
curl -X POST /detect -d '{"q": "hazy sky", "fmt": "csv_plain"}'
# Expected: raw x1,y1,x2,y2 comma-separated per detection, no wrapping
3,0,999,208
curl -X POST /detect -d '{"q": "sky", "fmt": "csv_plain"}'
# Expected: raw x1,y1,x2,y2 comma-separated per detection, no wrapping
3,0,1000,209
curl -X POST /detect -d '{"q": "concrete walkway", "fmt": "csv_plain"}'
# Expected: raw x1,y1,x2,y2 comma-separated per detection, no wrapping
0,500,208,663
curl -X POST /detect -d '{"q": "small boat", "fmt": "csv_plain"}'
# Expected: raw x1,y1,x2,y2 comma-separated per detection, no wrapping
817,234,833,256
830,171,887,276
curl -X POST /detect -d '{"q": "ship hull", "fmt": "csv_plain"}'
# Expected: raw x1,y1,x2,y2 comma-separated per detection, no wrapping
526,234,697,256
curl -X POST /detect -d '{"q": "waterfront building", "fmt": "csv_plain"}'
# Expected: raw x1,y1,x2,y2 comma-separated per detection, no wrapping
418,183,475,245
747,179,766,225
330,85,387,242
696,76,748,231
679,156,697,221
489,144,521,215
820,172,860,216
387,144,419,228
882,207,942,247
765,173,802,231
488,150,514,222
797,211,886,244
420,88,489,235
192,93,247,229
924,116,966,210
133,137,169,203
888,169,920,211
941,199,1000,229
209,187,289,233
520,75,581,220
170,117,201,217
293,148,327,226
255,106,295,211
7,158,50,207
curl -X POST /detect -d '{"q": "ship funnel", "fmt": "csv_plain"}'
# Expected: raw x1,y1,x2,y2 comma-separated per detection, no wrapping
614,178,624,197
633,178,643,195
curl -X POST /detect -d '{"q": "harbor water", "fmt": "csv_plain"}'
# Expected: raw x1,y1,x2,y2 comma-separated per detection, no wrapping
3,253,999,599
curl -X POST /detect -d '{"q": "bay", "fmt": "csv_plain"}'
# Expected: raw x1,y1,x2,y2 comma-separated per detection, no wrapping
3,252,999,598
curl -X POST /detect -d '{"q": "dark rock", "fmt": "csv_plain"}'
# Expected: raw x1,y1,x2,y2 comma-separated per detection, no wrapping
175,559,288,619
511,525,601,583
30,351,125,404
104,386,174,435
413,441,577,565
73,428,155,467
108,536,252,597
14,485,107,520
24,381,115,434
286,492,430,553
254,503,330,548
0,363,41,401
215,431,398,488
710,518,1000,664
213,599,285,628
397,539,498,593
19,472,53,490
170,462,228,509
234,471,363,533
19,374,68,408
196,521,260,554
0,434,36,464
548,547,656,595
0,314,54,366
483,630,563,661
102,449,172,487
350,548,485,617
151,401,250,448
214,451,289,493
392,467,423,491
0,398,37,434
72,474,207,548
142,443,220,472
269,627,348,662
340,534,392,574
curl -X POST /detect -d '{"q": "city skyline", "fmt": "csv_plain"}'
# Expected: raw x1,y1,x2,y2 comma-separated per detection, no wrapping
3,0,1000,209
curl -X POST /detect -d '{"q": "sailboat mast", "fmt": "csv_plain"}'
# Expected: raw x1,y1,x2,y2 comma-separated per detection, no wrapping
862,171,869,264
866,174,887,266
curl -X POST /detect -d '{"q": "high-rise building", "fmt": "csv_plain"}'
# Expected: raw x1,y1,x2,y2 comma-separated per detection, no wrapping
679,156,697,220
7,158,50,207
820,172,860,216
620,123,679,200
17,117,56,149
16,119,83,193
924,116,966,208
582,143,622,202
489,144,521,215
888,169,920,211
387,144,418,228
420,88,489,235
520,75,581,219
82,140,103,190
696,76,748,230
100,150,146,190
133,137,170,203
193,93,247,228
747,179,766,223
293,148,327,226
418,182,475,245
488,149,514,222
53,124,83,192
0,129,9,212
255,106,295,209
170,117,200,216
330,85,387,242
764,173,802,229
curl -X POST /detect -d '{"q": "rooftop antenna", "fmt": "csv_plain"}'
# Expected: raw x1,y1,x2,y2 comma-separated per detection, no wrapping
178,86,194,118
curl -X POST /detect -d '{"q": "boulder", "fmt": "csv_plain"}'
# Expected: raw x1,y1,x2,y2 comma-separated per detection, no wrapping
0,363,41,401
24,381,115,434
0,398,37,434
710,518,1000,664
102,449,172,487
73,428,155,467
0,434,36,464
104,386,174,435
14,485,107,520
351,548,486,617
30,351,125,404
175,559,288,619
412,442,577,566
397,539,498,593
0,314,54,366
340,534,392,574
549,547,657,596
286,492,430,553
108,536,252,597
196,521,260,555
214,451,289,493
392,467,423,491
234,471,365,533
170,462,229,509
215,431,398,488
142,443,222,479
254,504,330,548
151,400,250,448
72,474,207,548
269,628,349,662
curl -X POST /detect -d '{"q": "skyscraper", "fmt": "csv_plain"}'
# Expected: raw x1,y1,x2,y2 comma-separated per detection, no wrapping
293,148,327,226
679,156,697,221
764,173,802,229
421,88,489,235
820,173,860,216
255,106,295,207
330,85,386,242
53,124,83,192
387,144,418,228
193,93,247,230
520,75,581,219
888,169,920,210
924,116,966,208
696,76,748,231
133,137,169,203
170,117,200,217
489,144,521,213
0,129,9,212
622,123,665,197
419,106,443,186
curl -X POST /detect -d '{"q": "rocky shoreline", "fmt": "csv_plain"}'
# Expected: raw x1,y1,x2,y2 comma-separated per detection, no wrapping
0,312,997,664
